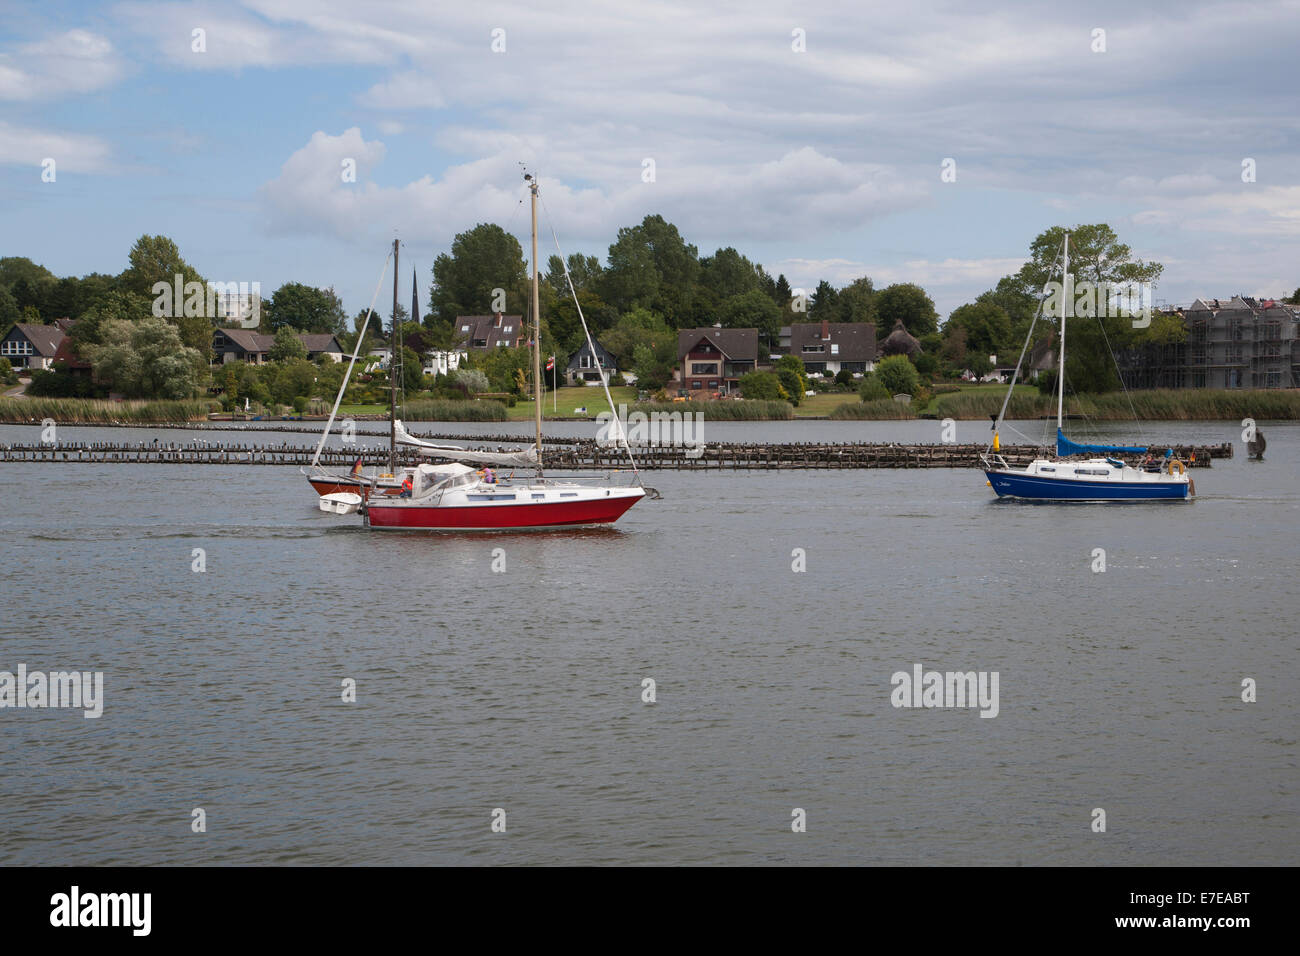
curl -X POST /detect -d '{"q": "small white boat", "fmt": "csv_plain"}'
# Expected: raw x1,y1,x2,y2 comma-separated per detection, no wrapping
319,492,363,514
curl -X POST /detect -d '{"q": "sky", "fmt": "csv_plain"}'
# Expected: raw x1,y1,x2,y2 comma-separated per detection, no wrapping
2,0,1298,322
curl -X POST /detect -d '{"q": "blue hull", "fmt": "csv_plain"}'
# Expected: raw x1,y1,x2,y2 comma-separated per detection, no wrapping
985,471,1188,501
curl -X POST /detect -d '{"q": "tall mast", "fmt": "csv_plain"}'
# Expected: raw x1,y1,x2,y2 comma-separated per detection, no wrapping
1057,232,1068,431
390,237,399,472
527,173,543,477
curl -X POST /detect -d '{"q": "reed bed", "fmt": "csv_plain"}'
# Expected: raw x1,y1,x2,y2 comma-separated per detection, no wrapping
0,398,212,423
829,399,918,420
628,400,794,420
399,399,508,422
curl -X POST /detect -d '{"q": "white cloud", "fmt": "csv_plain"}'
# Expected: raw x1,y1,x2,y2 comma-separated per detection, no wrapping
0,120,113,171
0,29,123,100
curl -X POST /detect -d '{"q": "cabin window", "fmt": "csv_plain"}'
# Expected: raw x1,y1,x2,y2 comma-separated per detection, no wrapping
561,492,578,497
1039,466,1055,472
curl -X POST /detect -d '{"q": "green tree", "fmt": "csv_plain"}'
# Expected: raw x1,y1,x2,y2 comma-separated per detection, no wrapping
600,214,699,324
269,327,308,362
738,370,787,401
875,354,920,396
700,247,761,300
877,283,938,338
87,316,203,399
836,276,877,325
266,282,346,334
807,280,839,321
1010,223,1164,393
631,342,675,390
945,301,1011,358
428,223,528,327
858,374,890,402
775,354,808,405
718,289,781,346
601,308,673,363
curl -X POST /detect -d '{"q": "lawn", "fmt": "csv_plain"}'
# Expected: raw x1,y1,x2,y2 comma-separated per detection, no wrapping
509,385,640,421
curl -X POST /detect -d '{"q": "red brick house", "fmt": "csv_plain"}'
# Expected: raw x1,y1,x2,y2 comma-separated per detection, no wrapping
676,327,758,396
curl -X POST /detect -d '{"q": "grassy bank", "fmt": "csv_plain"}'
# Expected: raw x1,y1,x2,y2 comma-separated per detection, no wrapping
0,398,212,423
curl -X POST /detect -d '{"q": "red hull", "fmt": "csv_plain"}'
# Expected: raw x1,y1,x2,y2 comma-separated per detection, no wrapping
309,477,402,499
365,495,641,530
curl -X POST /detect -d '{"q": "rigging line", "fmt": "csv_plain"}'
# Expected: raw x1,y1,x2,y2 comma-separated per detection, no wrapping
539,193,641,478
988,239,1064,451
1093,307,1147,445
312,248,394,469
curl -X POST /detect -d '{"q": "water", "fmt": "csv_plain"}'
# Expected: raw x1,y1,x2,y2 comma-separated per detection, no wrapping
1,420,1296,865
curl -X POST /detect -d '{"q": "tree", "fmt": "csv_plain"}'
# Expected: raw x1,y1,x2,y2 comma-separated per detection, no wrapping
945,301,1011,359
774,355,808,406
1290,286,1300,304
119,235,211,359
875,354,919,396
453,368,489,394
771,274,792,310
807,280,839,321
87,316,203,399
631,342,675,390
429,223,528,327
0,256,56,290
738,370,787,401
1009,223,1164,393
0,287,19,328
266,282,346,334
718,289,781,346
877,283,938,338
269,327,308,362
858,374,890,402
700,247,761,300
600,214,699,324
601,308,673,363
836,276,877,325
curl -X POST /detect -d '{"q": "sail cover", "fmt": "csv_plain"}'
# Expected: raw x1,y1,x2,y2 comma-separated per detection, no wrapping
1056,428,1146,457
394,420,539,466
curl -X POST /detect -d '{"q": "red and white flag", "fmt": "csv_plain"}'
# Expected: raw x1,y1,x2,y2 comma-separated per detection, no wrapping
545,355,555,371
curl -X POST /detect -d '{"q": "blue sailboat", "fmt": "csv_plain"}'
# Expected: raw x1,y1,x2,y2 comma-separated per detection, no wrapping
982,234,1192,502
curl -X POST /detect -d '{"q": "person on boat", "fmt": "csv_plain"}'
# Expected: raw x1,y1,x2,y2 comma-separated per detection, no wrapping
483,467,496,484
399,475,413,498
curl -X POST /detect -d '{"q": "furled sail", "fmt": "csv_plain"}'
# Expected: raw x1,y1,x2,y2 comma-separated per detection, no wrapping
1056,428,1146,457
394,420,539,466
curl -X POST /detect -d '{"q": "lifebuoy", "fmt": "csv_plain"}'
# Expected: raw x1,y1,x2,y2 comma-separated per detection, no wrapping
1166,459,1186,476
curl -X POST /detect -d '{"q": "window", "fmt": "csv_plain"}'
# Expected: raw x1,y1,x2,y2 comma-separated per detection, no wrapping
831,343,839,355
461,324,470,332
1039,466,1056,473
1,340,33,355
503,325,513,333
691,362,719,375
802,344,825,353
708,381,718,389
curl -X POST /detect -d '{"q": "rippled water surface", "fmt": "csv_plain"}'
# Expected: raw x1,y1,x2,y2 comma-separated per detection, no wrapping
1,419,1296,865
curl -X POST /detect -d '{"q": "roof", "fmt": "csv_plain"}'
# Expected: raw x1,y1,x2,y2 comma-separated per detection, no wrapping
879,319,921,357
214,329,343,354
787,322,876,362
566,339,617,370
8,323,66,357
677,327,759,362
298,334,343,353
51,336,91,369
454,314,525,349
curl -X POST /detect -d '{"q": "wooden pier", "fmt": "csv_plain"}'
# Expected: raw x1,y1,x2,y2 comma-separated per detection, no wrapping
0,439,1228,470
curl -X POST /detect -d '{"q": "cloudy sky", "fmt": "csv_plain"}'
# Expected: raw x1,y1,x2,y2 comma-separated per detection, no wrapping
3,0,1298,320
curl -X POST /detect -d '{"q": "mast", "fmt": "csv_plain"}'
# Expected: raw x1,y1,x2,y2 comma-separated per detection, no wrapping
1057,232,1068,431
390,237,399,472
526,173,543,477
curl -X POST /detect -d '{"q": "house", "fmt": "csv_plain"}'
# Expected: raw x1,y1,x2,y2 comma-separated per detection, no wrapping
879,319,922,358
567,340,618,386
51,336,93,378
211,329,345,364
787,320,876,377
454,313,524,351
1,322,66,370
676,327,758,396
1116,297,1300,389
297,334,345,362
423,349,466,377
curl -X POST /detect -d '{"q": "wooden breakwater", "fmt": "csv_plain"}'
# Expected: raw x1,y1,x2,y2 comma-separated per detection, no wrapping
0,440,1228,469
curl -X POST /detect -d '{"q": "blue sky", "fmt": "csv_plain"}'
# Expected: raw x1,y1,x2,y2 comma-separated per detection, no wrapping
3,0,1298,321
